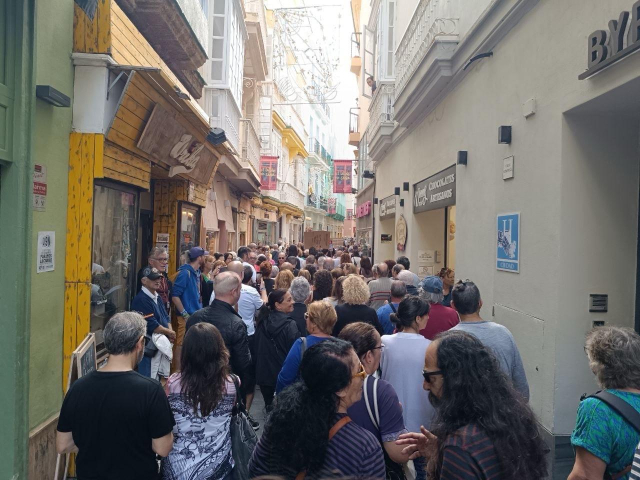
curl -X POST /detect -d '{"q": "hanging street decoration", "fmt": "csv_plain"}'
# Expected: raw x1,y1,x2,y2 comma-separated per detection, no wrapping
260,156,279,191
333,160,353,193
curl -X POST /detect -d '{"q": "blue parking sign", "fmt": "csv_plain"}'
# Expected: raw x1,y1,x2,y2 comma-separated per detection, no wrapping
497,213,520,273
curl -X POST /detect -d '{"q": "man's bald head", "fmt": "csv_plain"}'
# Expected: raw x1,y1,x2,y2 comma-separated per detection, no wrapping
377,263,389,276
213,271,242,304
281,262,294,272
227,261,244,276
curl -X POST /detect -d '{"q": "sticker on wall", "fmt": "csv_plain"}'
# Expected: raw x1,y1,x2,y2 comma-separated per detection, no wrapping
418,265,434,277
37,231,55,273
496,213,520,273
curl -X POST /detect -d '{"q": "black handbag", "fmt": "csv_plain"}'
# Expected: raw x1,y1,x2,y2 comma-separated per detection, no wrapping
230,375,258,480
143,334,158,358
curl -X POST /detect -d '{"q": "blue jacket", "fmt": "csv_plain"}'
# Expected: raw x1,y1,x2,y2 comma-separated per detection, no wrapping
276,335,332,393
171,264,202,314
376,303,400,335
131,290,170,336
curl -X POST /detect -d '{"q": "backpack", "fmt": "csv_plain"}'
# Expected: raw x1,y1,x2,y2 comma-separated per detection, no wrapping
364,376,414,480
579,391,640,480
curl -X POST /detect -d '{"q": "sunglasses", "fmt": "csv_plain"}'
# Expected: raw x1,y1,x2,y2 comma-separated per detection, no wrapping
371,344,385,353
353,362,367,379
422,369,444,383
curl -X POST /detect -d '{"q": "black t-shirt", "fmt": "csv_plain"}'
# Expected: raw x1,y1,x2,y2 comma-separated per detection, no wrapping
57,370,175,480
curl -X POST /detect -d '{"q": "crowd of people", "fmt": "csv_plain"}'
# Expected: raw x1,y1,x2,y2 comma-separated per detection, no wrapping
55,240,640,480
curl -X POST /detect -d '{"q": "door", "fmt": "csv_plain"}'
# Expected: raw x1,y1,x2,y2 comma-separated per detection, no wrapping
0,0,16,162
178,202,201,268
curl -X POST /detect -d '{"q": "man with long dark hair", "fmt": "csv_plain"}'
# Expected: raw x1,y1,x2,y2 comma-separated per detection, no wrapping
396,330,548,479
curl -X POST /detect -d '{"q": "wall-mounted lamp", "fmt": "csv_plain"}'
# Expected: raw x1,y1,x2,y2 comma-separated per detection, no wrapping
498,126,512,144
403,182,409,192
373,197,378,204
363,170,375,179
351,188,358,194
36,85,71,107
207,128,227,145
394,187,400,195
400,199,405,207
457,151,468,166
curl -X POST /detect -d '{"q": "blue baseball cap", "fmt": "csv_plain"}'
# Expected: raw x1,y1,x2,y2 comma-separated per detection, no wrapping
420,275,443,294
142,266,162,280
188,246,208,260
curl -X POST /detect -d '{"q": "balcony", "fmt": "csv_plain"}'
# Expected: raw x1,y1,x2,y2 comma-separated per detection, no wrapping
394,0,460,127
239,119,260,174
117,0,208,99
307,137,333,169
349,107,360,147
367,81,395,162
204,88,241,152
272,101,309,158
280,183,305,210
243,0,268,81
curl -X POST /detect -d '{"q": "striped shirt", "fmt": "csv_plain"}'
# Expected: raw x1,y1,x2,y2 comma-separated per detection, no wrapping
249,413,385,479
440,424,501,479
368,277,392,311
630,441,640,479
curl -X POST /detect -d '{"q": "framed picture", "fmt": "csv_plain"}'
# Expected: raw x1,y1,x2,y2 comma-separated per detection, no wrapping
496,213,520,273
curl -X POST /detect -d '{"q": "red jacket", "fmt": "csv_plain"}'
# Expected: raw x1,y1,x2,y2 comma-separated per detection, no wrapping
420,303,459,340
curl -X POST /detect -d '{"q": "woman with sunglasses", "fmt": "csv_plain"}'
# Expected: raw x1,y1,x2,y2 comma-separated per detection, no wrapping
249,338,385,479
275,301,337,393
381,296,434,480
339,322,412,477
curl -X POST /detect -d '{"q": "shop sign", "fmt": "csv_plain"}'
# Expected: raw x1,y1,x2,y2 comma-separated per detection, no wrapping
37,231,55,273
381,234,393,243
396,215,407,252
156,233,169,252
379,195,397,220
33,164,47,211
503,156,514,180
413,165,456,214
580,3,640,80
356,201,371,218
137,104,217,185
497,212,520,273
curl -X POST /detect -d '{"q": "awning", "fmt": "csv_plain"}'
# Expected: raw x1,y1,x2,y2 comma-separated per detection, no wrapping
202,195,219,232
213,179,236,233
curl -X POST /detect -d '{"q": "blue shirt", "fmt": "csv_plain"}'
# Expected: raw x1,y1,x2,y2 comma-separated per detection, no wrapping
171,264,202,314
275,335,331,393
572,390,640,479
376,303,400,335
131,288,170,336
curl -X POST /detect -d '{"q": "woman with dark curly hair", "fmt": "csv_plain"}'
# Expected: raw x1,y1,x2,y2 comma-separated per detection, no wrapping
249,338,385,479
359,256,374,281
326,275,346,307
312,269,333,302
161,323,236,479
397,330,548,480
259,260,275,295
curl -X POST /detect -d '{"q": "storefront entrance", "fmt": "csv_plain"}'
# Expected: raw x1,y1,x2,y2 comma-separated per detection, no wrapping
90,182,139,352
178,202,201,268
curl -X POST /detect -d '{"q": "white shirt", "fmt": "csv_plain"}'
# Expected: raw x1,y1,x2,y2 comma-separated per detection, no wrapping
142,286,159,303
238,284,263,336
209,289,216,305
334,257,341,268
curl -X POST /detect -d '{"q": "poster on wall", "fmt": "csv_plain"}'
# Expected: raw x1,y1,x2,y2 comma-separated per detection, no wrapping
36,231,55,273
396,215,407,252
260,156,278,190
156,233,169,252
418,265,434,277
333,160,353,193
496,212,520,273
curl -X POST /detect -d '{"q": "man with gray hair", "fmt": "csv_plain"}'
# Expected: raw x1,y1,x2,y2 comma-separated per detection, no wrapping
57,312,175,478
376,280,407,334
398,270,419,295
418,275,459,340
368,262,392,310
322,258,335,272
136,247,171,312
210,260,244,304
289,276,312,335
187,272,252,398
316,255,326,269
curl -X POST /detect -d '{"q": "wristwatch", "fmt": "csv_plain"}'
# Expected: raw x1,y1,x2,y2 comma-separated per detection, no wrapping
181,310,189,318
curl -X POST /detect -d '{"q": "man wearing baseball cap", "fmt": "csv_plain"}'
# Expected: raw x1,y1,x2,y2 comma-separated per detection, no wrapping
171,246,207,367
131,267,176,377
417,275,459,340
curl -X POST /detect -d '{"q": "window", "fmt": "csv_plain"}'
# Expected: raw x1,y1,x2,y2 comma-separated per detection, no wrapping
211,0,226,82
91,183,138,353
178,203,201,269
228,3,245,107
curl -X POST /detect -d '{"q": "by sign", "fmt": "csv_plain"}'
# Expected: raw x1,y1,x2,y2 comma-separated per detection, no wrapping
497,213,520,273
379,195,397,220
413,165,456,214
37,231,55,273
580,2,640,80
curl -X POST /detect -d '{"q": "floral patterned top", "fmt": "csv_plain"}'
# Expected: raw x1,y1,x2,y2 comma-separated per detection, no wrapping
161,373,236,480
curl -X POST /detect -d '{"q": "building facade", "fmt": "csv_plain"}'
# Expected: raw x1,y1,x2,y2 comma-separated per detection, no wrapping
351,0,640,476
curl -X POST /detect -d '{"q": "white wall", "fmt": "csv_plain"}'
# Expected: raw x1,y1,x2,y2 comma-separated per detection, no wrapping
372,0,640,434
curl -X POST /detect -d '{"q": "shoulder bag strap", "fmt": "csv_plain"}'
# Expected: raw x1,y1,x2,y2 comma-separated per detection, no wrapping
300,336,307,358
296,416,352,480
389,302,397,313
372,376,380,427
364,376,380,430
589,391,640,434
329,416,352,440
231,374,245,415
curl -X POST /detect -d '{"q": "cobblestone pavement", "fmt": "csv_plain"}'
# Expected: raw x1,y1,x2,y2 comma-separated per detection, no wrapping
248,386,267,437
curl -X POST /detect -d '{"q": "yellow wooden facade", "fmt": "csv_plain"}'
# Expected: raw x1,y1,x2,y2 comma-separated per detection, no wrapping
64,0,217,387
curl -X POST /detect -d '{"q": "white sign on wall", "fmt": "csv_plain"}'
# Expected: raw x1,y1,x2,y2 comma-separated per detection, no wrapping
37,231,55,273
503,156,514,180
418,250,435,264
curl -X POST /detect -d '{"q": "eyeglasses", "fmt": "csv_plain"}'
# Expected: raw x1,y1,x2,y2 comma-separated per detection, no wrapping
371,344,385,353
151,257,169,263
422,370,442,383
422,369,443,383
353,362,367,379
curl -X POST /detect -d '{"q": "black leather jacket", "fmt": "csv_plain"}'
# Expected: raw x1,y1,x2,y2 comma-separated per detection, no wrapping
186,299,251,381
